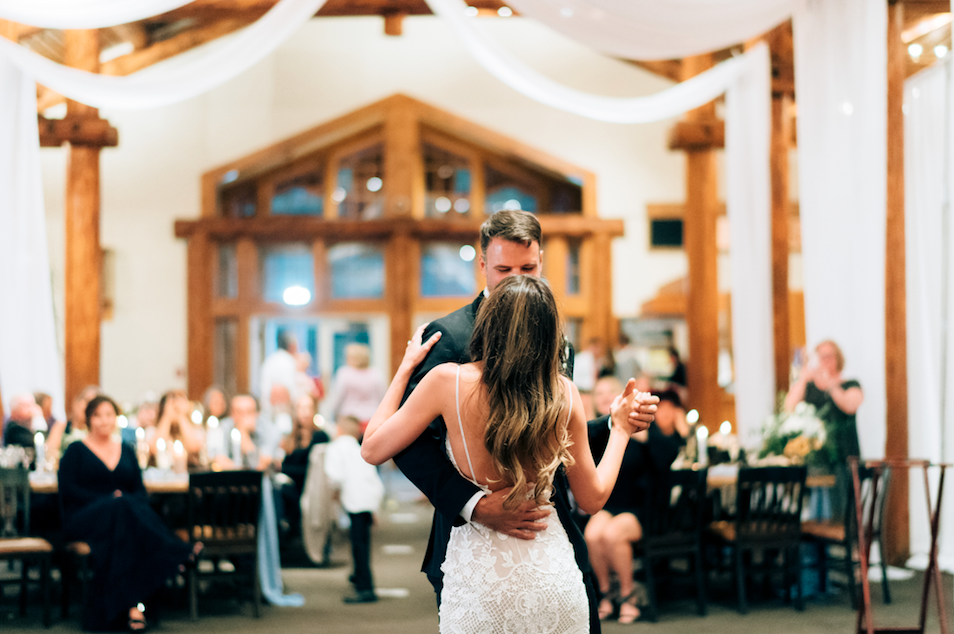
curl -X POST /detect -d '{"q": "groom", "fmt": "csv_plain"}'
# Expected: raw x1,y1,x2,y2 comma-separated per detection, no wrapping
393,210,655,633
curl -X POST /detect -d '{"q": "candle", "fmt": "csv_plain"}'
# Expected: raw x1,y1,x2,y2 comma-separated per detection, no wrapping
207,416,219,429
34,432,45,472
696,425,709,466
230,428,242,468
135,427,149,470
156,438,171,470
173,439,186,474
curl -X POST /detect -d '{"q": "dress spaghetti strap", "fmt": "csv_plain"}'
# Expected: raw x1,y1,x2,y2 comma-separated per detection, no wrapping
455,365,479,483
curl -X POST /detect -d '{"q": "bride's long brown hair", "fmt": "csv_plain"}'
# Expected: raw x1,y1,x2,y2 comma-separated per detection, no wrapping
469,275,573,510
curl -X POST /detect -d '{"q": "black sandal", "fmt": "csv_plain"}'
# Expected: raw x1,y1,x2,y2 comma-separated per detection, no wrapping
616,590,642,625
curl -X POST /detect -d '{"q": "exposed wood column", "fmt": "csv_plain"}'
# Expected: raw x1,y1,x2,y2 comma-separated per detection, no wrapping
884,0,909,565
384,97,422,217
679,54,721,431
63,30,103,404
771,95,792,395
186,233,214,399
388,231,414,377
591,231,615,347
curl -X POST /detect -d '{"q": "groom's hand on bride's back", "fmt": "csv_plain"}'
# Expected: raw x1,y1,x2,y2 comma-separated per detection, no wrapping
472,488,550,540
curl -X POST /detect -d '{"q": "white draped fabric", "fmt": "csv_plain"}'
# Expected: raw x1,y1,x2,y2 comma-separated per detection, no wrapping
0,0,195,29
904,61,954,573
0,57,65,420
0,0,327,110
725,48,775,445
504,0,799,62
793,0,887,460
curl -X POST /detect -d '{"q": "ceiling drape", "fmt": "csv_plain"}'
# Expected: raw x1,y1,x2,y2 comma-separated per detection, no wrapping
0,0,195,29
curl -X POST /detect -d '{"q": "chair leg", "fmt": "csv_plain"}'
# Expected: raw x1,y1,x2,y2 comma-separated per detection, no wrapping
41,557,51,628
817,541,828,594
792,546,804,611
78,554,90,626
188,567,198,621
20,558,29,616
694,545,707,616
879,540,891,605
734,547,748,615
846,541,858,610
643,553,659,622
252,556,262,618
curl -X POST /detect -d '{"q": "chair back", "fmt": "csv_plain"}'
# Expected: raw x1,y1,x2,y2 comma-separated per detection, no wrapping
0,467,30,538
187,470,262,551
644,467,709,540
847,465,891,543
736,466,807,540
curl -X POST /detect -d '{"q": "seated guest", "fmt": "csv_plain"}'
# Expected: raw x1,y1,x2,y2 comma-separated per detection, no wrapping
47,385,100,460
207,394,277,471
202,386,229,424
33,391,57,432
59,395,197,631
153,390,203,467
584,383,682,624
278,395,330,536
2,392,38,450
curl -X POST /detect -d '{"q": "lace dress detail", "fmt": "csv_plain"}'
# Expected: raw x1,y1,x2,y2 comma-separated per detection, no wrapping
439,368,588,634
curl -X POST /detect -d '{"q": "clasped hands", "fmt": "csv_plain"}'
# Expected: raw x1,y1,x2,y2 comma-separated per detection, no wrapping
473,378,657,540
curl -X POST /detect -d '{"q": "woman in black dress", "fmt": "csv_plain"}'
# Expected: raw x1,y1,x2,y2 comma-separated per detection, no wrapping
59,395,195,631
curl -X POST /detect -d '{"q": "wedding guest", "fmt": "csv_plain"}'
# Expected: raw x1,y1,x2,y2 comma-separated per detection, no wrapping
58,395,196,631
46,385,100,460
208,394,277,471
326,415,384,603
153,390,203,466
202,386,229,423
294,352,322,402
260,330,298,419
2,393,38,450
584,387,682,624
613,333,642,389
33,391,57,431
278,394,330,536
784,339,863,516
329,343,386,435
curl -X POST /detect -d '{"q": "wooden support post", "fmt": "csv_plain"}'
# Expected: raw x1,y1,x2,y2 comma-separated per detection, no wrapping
388,232,414,377
383,98,422,217
591,231,615,346
771,95,792,396
63,29,102,404
884,0,910,565
186,234,214,400
679,54,721,432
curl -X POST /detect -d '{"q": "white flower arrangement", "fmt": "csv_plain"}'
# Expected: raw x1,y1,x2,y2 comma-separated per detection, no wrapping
759,400,833,467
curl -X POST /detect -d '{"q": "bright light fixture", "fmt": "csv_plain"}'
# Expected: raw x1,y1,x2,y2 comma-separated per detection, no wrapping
909,43,924,59
366,176,383,192
435,196,452,213
454,198,470,213
935,45,948,58
283,285,312,306
332,187,347,203
459,245,477,262
498,6,513,17
503,199,521,211
464,5,478,17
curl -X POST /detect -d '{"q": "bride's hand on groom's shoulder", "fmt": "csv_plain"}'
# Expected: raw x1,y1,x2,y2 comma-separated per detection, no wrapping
610,379,657,436
399,323,442,373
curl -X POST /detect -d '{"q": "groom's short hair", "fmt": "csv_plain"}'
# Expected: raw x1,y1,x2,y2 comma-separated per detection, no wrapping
479,210,542,253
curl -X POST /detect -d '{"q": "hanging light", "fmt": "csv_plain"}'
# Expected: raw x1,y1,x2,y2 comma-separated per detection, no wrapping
908,43,923,60
283,285,312,306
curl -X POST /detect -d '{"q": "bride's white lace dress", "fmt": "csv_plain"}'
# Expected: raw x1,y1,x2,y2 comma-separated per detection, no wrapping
438,369,589,634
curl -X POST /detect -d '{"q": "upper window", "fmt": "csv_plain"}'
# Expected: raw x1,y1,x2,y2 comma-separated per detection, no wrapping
328,242,385,299
420,242,477,298
220,182,257,218
424,143,472,217
216,243,238,298
272,168,324,216
485,164,538,214
259,244,314,305
335,144,384,220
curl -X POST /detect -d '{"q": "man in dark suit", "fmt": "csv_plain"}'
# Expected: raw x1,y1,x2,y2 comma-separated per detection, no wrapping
393,210,655,633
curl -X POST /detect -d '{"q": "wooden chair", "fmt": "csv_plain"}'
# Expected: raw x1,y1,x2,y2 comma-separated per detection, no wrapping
802,466,892,608
632,467,708,622
186,470,263,620
707,465,807,614
0,467,52,626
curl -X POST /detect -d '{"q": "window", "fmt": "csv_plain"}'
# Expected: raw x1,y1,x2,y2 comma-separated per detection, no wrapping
420,242,477,298
214,318,238,397
328,242,385,299
216,243,238,298
259,244,315,304
650,219,683,248
335,144,384,220
485,164,538,214
424,143,472,217
219,182,257,218
272,169,323,216
566,240,581,296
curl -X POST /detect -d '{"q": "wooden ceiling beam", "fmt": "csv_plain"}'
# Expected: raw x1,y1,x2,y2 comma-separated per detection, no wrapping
38,115,119,147
668,119,724,151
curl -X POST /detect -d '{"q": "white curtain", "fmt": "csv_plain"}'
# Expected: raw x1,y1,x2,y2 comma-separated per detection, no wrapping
0,57,65,420
0,0,195,29
793,0,887,460
904,61,954,573
725,46,775,444
504,0,799,62
0,0,326,110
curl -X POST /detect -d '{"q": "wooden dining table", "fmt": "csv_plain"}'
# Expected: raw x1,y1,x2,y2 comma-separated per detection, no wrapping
28,472,189,495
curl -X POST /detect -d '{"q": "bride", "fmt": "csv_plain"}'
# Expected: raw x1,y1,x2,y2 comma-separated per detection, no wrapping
362,275,649,634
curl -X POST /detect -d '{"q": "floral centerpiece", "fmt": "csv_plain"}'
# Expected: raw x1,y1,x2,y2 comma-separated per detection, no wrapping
759,400,834,469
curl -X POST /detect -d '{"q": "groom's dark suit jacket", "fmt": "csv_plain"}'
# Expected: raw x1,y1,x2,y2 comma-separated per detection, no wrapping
393,293,610,592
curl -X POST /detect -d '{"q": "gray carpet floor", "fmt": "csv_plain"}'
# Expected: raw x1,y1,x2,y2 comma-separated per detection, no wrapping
4,486,952,634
